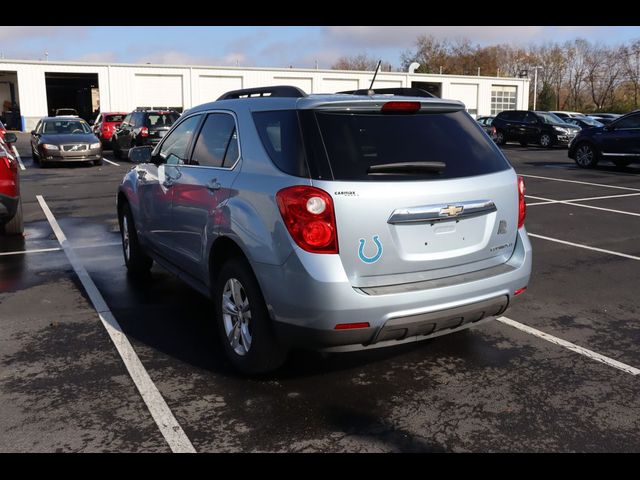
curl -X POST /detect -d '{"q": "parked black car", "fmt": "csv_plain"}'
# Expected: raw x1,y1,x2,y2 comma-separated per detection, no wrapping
111,109,180,160
568,110,640,168
492,110,580,148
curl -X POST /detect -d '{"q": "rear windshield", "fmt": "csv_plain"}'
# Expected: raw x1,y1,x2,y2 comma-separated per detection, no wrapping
146,113,179,128
253,109,510,181
105,114,125,123
43,120,91,134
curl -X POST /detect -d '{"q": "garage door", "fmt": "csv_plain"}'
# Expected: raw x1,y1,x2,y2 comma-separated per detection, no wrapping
134,74,183,108
321,78,359,94
449,83,478,117
272,77,313,93
198,76,243,103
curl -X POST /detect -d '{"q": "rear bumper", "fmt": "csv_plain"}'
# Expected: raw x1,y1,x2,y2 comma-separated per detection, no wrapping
255,228,532,352
0,193,19,221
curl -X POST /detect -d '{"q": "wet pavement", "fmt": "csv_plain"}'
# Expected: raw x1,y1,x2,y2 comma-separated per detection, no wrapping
1,134,639,452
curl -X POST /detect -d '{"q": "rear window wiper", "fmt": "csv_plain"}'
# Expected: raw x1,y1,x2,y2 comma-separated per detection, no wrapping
367,162,446,174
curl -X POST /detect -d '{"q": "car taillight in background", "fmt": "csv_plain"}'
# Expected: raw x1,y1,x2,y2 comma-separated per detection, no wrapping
518,176,526,228
491,126,497,137
140,127,149,137
276,186,338,254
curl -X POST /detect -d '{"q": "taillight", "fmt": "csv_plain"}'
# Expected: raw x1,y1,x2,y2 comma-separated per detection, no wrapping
276,186,338,254
517,176,526,228
381,101,421,113
140,127,149,137
491,126,497,136
1,154,13,170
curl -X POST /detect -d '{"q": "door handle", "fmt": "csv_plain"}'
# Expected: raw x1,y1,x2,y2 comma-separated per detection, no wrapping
207,178,222,191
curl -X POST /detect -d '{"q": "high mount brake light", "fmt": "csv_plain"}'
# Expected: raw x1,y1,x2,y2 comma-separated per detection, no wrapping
276,186,338,254
381,101,421,113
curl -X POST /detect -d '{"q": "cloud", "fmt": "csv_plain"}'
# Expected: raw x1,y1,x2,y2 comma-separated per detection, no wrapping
0,26,88,42
77,52,118,63
134,50,250,68
321,26,604,48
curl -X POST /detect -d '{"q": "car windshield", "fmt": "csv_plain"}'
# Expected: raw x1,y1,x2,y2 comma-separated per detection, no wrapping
536,112,565,124
43,120,91,134
581,117,603,127
105,114,125,122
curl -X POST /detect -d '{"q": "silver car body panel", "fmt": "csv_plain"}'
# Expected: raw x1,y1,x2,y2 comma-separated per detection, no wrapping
118,93,532,351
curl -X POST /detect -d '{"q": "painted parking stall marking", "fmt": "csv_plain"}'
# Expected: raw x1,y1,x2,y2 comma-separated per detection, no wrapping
520,173,640,192
36,195,196,453
12,145,25,171
525,194,640,218
528,232,640,261
103,158,120,167
0,247,62,257
498,317,640,376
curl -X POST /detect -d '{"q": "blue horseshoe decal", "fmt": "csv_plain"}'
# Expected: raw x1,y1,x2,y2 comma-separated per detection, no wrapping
358,235,383,264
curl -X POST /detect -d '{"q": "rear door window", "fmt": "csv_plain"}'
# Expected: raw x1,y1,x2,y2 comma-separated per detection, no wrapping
190,113,239,168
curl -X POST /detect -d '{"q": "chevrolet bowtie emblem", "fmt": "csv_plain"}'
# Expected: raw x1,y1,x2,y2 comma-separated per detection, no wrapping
440,205,464,217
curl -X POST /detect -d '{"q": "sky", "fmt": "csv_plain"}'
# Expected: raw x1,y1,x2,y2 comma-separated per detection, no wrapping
0,26,638,69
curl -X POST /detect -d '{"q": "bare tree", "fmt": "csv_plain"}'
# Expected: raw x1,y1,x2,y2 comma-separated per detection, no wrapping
585,43,625,111
563,39,589,110
332,54,393,72
622,39,640,109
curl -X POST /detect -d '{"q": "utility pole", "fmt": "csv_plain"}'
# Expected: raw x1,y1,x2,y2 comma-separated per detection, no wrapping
477,67,480,76
45,50,48,61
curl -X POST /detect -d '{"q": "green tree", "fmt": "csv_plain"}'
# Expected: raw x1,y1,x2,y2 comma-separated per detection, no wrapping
535,83,556,110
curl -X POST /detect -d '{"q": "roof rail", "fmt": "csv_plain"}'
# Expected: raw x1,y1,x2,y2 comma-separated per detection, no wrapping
217,85,307,100
337,87,435,98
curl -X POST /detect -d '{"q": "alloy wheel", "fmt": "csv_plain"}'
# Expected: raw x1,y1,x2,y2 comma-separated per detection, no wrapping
222,278,253,356
122,215,130,262
576,145,594,166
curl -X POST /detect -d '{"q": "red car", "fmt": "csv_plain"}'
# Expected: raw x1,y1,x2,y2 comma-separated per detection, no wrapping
0,132,22,235
92,112,127,146
0,120,13,149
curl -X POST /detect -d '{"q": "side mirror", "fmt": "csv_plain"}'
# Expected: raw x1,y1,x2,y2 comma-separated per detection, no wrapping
128,146,153,164
604,124,613,131
30,130,37,136
4,133,17,143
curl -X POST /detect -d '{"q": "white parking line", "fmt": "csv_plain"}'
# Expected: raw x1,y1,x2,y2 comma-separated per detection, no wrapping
12,146,25,171
520,174,640,192
103,158,119,167
528,232,640,261
525,194,640,218
527,192,640,205
36,195,196,453
0,247,62,256
498,316,640,376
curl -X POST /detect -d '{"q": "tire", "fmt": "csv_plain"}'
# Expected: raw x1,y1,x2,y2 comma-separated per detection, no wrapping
112,139,122,159
574,142,600,168
539,133,553,148
31,146,40,164
3,198,24,235
494,131,506,146
214,257,288,375
93,158,103,166
119,202,152,276
613,159,632,168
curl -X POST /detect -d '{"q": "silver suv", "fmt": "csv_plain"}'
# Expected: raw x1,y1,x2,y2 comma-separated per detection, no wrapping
117,86,532,374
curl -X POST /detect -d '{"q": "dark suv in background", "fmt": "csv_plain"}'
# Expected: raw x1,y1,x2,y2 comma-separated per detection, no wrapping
111,109,180,159
492,110,580,148
568,110,640,168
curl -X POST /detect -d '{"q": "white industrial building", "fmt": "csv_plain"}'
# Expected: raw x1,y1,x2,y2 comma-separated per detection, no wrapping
0,59,530,131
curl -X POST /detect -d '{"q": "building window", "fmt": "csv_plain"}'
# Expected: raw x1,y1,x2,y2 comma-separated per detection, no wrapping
491,85,517,115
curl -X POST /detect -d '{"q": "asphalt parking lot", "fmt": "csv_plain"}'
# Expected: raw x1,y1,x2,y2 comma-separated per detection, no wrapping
1,133,639,452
